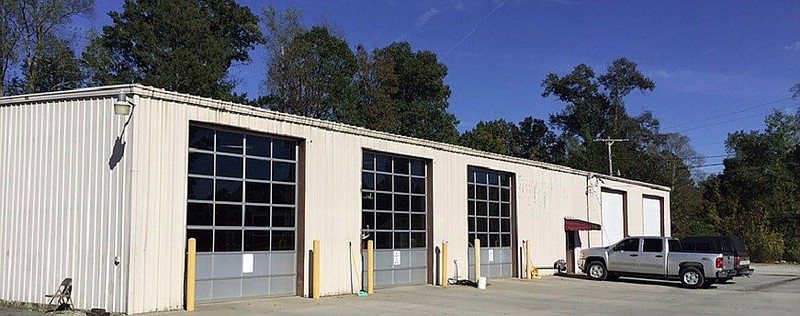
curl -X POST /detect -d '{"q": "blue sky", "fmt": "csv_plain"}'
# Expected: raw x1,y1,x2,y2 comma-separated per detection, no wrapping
77,0,799,174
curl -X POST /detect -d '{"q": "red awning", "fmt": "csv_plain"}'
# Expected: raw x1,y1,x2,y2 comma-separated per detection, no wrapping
564,218,601,231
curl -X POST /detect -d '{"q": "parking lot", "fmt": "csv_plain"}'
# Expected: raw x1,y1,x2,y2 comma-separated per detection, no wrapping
2,264,798,316
156,263,800,316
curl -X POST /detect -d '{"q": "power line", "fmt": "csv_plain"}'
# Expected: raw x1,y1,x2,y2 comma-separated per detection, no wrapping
686,159,800,170
611,154,731,162
661,97,792,132
672,106,793,133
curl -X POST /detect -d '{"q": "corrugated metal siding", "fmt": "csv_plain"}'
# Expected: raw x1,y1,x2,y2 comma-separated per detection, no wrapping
0,97,131,313
126,90,672,312
2,85,671,313
126,96,190,313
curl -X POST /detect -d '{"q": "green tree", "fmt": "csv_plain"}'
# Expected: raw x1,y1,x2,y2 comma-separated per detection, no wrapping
460,119,519,156
516,116,563,163
84,0,262,101
705,110,800,261
263,25,357,120
374,42,459,143
541,58,711,239
642,130,714,238
1,0,92,95
0,0,20,95
352,44,400,133
81,31,128,87
542,58,655,175
7,35,83,94
459,116,563,163
261,5,303,62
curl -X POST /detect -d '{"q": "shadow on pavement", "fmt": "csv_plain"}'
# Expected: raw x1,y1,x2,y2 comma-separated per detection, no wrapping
553,273,713,289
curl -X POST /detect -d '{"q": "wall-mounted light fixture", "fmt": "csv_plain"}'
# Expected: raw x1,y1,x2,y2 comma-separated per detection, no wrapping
114,91,134,115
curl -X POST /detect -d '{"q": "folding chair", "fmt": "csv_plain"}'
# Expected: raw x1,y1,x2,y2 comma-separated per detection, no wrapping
45,278,73,311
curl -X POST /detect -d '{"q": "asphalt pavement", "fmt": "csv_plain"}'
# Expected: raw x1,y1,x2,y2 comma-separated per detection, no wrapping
2,263,798,316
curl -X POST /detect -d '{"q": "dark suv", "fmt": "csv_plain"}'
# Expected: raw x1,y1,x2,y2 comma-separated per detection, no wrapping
680,236,753,281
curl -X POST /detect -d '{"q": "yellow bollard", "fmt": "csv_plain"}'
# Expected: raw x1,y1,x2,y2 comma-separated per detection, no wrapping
313,240,320,299
474,238,481,282
367,240,374,294
525,240,540,279
441,241,448,288
525,240,531,279
186,238,196,312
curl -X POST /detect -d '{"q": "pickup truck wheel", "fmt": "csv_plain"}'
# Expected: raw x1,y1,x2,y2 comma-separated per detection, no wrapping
586,261,607,280
680,267,705,289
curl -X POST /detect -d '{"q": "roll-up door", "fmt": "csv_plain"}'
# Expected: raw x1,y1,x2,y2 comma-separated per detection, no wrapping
361,152,429,287
642,196,663,236
186,125,298,301
467,167,514,279
601,189,626,246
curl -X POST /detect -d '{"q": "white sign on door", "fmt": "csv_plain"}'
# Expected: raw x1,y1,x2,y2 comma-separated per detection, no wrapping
393,250,401,265
242,253,254,273
488,249,494,262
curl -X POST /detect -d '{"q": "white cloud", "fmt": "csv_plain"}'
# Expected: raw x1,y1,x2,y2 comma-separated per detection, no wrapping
784,41,800,52
649,68,739,95
414,8,440,26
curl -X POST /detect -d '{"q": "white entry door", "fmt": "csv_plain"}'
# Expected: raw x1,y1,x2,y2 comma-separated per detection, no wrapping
601,191,625,246
642,197,663,236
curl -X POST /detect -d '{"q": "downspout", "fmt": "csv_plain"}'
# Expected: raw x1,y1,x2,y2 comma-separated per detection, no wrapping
586,173,593,247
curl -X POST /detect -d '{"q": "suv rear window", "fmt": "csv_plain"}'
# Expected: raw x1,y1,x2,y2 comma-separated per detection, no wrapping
696,242,713,252
680,236,750,256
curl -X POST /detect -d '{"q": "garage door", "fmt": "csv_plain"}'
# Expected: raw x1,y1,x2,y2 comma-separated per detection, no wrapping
467,167,514,279
186,125,298,301
361,152,429,287
601,190,626,246
642,196,663,236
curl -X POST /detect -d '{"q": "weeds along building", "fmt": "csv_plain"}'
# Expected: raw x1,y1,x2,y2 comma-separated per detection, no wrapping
0,85,670,314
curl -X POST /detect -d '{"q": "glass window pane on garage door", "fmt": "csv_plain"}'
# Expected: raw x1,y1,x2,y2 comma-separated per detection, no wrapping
187,125,298,301
467,167,513,279
362,151,428,287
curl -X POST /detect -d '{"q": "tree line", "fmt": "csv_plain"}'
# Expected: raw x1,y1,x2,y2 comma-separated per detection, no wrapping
1,0,798,262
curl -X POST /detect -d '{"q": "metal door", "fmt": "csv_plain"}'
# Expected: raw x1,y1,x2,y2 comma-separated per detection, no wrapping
468,246,512,279
187,125,298,301
642,196,663,236
601,190,626,246
361,152,429,287
467,167,514,279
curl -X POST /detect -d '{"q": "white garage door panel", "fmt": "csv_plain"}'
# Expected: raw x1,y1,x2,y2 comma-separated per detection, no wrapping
643,197,662,236
601,191,625,246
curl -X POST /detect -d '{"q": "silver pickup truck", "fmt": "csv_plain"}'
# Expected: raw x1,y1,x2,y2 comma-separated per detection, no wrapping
578,236,737,288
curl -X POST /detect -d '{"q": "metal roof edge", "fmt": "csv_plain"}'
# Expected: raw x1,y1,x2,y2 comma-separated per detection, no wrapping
589,172,672,192
0,84,137,104
1,84,671,192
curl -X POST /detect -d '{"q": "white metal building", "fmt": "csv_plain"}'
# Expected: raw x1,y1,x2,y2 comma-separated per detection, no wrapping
0,85,670,314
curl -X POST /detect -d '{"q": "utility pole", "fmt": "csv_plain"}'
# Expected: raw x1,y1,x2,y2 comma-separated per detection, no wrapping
594,138,629,175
